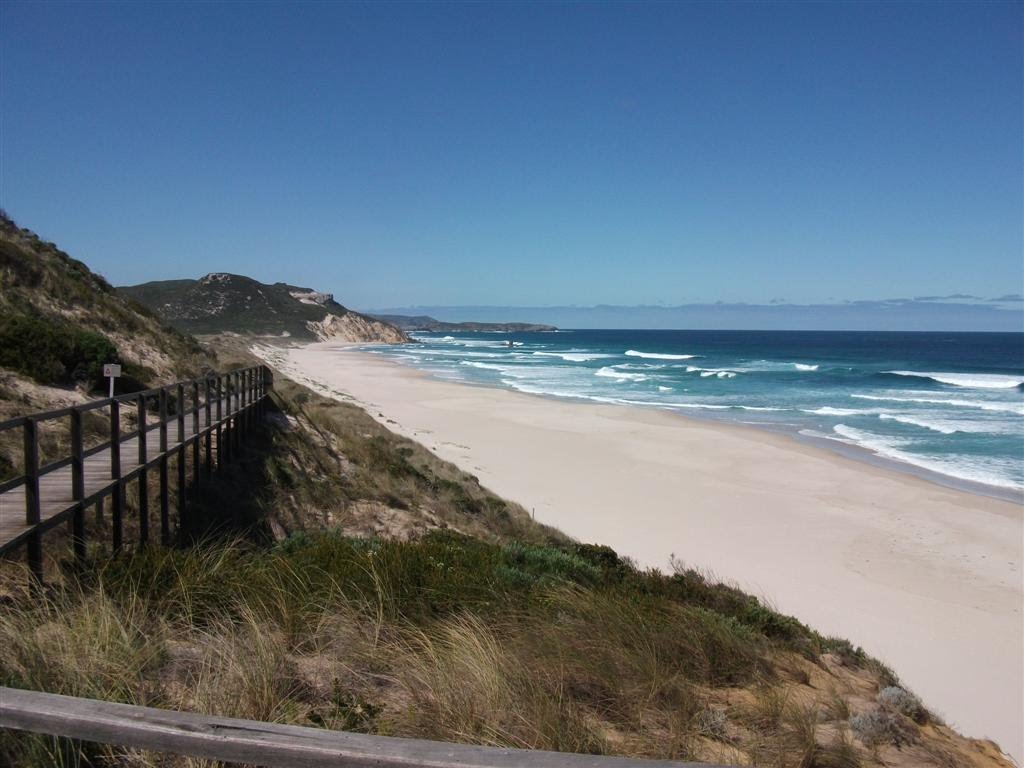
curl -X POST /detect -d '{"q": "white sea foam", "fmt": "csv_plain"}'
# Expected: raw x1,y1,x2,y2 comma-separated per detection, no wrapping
684,365,738,378
886,371,1024,389
878,413,959,435
610,397,731,410
533,351,613,362
734,360,821,372
501,380,588,399
831,424,1021,489
608,397,782,412
805,406,866,416
460,361,509,372
616,363,668,371
460,361,555,380
595,366,647,382
879,413,1010,435
625,350,698,360
404,348,508,358
657,386,673,392
851,394,1024,415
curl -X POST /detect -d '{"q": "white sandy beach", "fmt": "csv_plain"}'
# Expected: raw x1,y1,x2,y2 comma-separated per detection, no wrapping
258,342,1023,760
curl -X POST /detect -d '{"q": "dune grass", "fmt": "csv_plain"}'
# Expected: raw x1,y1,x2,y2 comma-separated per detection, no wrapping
0,528,957,768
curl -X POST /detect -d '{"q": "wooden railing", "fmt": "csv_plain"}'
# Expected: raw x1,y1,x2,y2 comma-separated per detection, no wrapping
0,365,273,580
0,687,720,768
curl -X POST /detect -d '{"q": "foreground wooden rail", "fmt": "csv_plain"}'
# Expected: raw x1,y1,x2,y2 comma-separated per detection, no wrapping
0,687,720,768
0,365,272,579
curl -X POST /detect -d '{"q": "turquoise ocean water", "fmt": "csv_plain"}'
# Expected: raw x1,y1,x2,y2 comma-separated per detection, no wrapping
362,330,1024,499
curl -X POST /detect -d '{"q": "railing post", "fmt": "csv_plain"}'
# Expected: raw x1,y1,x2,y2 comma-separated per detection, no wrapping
244,368,251,430
230,372,239,456
159,389,170,546
110,400,121,481
176,383,185,445
204,377,212,479
104,399,120,532
70,410,86,564
175,378,187,538
262,366,272,420
110,399,122,536
216,375,224,468
177,442,187,539
254,367,260,420
263,366,270,418
23,418,42,582
136,397,148,548
191,380,200,496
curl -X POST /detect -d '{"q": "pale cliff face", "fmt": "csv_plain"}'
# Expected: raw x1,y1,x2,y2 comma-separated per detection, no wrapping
307,313,409,344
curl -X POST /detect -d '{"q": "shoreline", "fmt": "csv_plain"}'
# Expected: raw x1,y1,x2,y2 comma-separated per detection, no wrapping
411,351,1023,504
394,335,1024,504
255,341,1023,760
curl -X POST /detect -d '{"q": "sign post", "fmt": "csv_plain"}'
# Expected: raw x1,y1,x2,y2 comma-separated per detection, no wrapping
103,364,122,398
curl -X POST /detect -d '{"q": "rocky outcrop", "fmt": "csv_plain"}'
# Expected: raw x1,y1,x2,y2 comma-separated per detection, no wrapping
307,312,410,343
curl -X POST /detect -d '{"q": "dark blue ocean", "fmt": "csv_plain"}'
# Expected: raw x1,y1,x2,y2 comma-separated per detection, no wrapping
364,330,1024,497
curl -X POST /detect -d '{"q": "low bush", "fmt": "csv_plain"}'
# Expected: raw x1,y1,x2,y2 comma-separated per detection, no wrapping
877,685,928,724
0,314,119,389
849,709,914,749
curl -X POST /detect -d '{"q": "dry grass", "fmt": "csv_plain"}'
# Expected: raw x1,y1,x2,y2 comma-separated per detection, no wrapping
1,531,1011,768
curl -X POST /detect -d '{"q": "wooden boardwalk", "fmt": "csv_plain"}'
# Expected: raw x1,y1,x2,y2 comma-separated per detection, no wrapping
0,365,271,579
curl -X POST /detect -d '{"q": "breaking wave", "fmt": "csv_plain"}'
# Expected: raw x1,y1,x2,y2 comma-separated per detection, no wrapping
851,394,1024,415
595,366,648,382
886,371,1024,389
625,350,698,360
831,424,1022,490
533,351,613,362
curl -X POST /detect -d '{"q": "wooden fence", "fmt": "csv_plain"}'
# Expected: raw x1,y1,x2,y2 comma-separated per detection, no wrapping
0,365,272,580
0,686,720,768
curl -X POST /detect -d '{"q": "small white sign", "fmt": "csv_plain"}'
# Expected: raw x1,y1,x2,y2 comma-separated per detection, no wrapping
103,364,122,378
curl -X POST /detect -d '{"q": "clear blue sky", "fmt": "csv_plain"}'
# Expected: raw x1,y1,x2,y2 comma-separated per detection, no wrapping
1,1,1021,321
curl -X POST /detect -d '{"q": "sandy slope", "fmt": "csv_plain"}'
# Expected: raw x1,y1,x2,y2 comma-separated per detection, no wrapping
257,343,1023,761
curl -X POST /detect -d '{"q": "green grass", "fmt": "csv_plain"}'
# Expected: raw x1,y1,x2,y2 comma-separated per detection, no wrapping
0,531,845,765
6,528,962,766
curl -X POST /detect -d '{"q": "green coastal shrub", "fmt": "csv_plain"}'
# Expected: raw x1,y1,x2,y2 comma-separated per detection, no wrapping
0,314,119,388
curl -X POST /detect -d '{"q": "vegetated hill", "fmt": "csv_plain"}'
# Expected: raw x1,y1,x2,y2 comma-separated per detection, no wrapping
0,349,1013,767
372,313,557,333
121,274,410,343
0,212,213,420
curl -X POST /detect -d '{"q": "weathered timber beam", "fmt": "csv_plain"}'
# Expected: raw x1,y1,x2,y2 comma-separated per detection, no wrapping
0,687,721,768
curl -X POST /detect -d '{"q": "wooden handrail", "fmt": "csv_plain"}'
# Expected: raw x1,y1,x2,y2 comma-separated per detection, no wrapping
0,687,720,768
0,365,273,579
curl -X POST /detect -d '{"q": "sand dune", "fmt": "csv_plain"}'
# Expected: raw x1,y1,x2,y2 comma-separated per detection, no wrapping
257,342,1023,761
